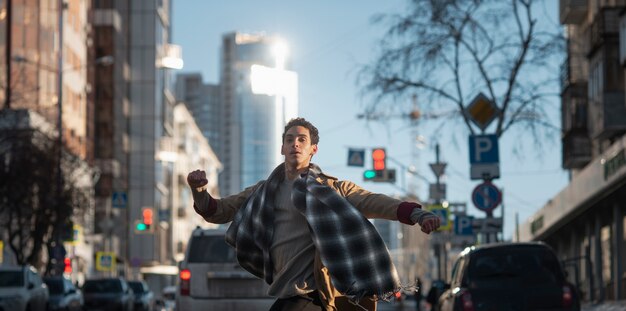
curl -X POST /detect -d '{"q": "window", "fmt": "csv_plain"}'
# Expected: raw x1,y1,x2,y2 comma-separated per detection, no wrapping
187,236,236,263
0,271,23,287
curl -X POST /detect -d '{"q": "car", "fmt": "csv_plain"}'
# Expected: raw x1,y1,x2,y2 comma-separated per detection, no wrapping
157,286,176,311
82,277,135,311
437,242,580,311
43,276,83,311
0,265,49,311
426,279,449,309
128,280,155,311
176,227,274,311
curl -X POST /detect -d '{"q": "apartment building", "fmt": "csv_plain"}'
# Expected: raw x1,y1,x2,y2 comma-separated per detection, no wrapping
520,0,626,302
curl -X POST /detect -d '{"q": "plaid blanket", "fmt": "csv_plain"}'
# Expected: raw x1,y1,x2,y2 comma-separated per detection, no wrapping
225,163,401,301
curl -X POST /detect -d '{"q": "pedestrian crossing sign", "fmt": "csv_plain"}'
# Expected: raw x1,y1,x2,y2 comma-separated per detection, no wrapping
347,148,365,167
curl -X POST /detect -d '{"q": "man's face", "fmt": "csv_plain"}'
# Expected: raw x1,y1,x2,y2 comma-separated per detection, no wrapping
281,125,318,167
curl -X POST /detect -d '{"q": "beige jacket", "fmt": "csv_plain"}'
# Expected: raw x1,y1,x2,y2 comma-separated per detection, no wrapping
196,171,409,310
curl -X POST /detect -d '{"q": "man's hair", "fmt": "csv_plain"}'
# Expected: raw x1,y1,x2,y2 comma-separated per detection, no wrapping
282,117,319,145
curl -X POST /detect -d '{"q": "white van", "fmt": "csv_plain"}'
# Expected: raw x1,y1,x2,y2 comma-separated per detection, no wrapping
176,227,274,311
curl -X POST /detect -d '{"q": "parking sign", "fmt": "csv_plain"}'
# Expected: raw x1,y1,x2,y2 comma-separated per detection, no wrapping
469,134,500,180
454,215,474,235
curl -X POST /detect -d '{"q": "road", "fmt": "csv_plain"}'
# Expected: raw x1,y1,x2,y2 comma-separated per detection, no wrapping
377,299,423,311
376,299,626,311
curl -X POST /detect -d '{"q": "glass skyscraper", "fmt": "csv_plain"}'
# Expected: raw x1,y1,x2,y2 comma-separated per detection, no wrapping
219,32,298,195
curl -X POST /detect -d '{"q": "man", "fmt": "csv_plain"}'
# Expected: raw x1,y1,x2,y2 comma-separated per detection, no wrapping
414,277,423,311
187,117,440,311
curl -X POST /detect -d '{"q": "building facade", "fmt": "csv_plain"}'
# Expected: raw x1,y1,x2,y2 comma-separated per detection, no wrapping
171,103,221,262
219,32,298,196
0,0,96,279
90,0,131,277
520,0,626,303
174,73,221,155
127,0,183,270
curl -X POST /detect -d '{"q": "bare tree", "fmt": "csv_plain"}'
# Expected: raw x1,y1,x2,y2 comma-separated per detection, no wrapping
359,0,564,143
0,111,90,272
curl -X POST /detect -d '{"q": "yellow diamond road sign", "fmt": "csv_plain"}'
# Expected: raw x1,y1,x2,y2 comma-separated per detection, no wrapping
466,93,499,131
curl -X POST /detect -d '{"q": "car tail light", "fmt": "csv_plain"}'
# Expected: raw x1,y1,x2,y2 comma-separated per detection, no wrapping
562,285,573,307
459,290,475,311
180,269,191,296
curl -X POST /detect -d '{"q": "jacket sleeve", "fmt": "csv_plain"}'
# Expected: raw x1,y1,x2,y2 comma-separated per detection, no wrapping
334,179,402,220
192,181,262,224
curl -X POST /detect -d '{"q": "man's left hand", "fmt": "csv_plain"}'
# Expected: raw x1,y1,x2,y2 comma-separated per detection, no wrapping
409,209,441,234
418,214,441,234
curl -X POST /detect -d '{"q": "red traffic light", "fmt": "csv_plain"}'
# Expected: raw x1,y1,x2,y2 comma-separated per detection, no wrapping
142,208,154,226
64,257,72,274
372,148,386,170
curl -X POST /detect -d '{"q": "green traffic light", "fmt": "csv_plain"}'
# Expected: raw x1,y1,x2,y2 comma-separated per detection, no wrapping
363,170,376,179
136,223,147,231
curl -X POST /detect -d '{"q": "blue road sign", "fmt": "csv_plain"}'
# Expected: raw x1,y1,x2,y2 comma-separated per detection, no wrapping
469,134,500,180
472,182,502,213
112,192,127,209
347,148,365,167
454,215,474,235
469,134,499,164
158,209,170,221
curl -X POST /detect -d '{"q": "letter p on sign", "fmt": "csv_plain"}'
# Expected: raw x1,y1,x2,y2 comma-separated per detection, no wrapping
469,134,499,164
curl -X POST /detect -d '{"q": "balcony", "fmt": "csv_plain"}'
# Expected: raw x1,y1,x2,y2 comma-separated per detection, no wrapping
560,0,588,25
562,130,591,169
588,92,626,139
560,53,588,91
561,82,591,169
586,8,621,57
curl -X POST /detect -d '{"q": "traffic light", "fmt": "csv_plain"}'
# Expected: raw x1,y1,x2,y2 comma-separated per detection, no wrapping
363,169,377,180
63,257,72,274
372,148,386,171
363,148,396,183
135,208,154,233
142,208,154,229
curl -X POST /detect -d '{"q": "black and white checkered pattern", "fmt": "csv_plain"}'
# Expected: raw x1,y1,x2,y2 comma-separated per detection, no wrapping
225,164,401,302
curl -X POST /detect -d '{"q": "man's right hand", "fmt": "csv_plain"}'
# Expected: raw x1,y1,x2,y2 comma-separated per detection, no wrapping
187,170,208,189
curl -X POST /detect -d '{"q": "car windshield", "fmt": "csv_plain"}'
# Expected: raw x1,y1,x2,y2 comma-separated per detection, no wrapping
163,291,175,300
0,271,23,287
128,282,145,294
187,235,236,263
44,279,65,294
468,247,564,284
83,280,123,293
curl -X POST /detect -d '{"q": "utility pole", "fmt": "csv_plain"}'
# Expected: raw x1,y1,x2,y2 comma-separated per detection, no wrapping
4,0,12,109
54,0,66,275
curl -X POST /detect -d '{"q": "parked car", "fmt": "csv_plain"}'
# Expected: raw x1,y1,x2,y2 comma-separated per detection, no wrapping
176,227,274,311
426,279,449,310
128,280,155,311
82,277,134,311
437,242,580,311
43,276,83,311
157,286,176,311
0,265,49,311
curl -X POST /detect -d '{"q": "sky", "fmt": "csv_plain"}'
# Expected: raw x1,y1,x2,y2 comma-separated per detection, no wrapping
172,0,569,241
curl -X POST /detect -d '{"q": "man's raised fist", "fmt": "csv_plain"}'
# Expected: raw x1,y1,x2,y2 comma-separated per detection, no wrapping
187,170,208,189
